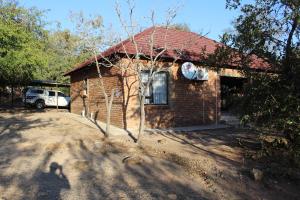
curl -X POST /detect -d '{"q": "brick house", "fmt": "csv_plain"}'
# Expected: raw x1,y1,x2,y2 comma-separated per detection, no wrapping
64,26,268,129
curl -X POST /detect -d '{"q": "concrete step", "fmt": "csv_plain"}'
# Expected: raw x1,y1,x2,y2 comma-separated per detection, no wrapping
220,112,241,127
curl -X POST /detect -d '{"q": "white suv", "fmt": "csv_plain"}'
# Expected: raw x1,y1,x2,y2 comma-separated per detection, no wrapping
23,88,70,109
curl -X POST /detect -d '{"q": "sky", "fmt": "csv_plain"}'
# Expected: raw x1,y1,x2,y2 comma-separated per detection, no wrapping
21,0,243,41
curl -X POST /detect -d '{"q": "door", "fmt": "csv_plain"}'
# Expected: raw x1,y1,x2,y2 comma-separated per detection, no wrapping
57,92,68,107
46,91,57,106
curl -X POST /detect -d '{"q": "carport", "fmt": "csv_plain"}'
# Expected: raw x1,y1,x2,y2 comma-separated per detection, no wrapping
25,80,70,110
29,80,70,89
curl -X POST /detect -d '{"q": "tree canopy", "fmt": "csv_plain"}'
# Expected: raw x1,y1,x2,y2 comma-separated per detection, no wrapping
0,0,92,86
0,0,47,86
205,0,300,166
40,29,92,82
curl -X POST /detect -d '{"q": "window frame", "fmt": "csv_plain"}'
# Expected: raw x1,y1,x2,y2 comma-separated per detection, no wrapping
141,70,169,106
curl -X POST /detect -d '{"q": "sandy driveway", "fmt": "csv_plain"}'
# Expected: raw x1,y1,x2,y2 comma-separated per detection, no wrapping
0,109,299,200
0,110,207,200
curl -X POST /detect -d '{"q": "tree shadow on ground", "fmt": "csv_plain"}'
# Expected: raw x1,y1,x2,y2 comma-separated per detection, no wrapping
148,129,243,167
0,111,69,200
148,128,261,165
67,138,210,200
144,128,300,200
1,111,299,200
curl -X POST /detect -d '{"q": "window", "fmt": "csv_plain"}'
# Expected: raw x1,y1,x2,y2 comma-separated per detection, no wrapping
58,92,65,97
30,89,44,94
48,91,55,97
141,71,168,105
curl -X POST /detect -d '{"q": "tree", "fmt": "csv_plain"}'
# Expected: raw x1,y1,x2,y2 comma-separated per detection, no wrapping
0,0,47,104
204,0,300,165
39,29,92,83
115,0,184,142
70,12,120,137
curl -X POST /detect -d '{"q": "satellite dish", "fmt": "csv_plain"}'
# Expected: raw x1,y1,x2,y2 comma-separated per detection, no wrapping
181,62,208,81
181,62,198,80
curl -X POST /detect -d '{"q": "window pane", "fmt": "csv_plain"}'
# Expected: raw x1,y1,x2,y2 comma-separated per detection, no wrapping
152,72,167,104
49,91,55,96
31,89,44,94
141,71,168,105
141,71,151,104
144,85,151,104
58,92,65,97
141,71,149,83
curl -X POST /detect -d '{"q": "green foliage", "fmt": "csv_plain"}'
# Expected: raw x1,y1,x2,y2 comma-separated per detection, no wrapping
0,0,46,86
39,30,92,82
240,74,300,138
205,0,300,166
0,1,92,86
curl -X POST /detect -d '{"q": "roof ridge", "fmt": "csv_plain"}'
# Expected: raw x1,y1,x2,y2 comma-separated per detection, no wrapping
153,25,223,46
102,26,156,55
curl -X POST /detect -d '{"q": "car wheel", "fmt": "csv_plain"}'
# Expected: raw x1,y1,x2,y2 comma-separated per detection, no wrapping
35,100,45,109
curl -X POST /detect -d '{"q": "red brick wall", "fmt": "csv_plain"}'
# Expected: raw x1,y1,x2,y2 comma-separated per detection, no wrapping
70,70,89,116
70,66,124,128
70,59,222,129
123,62,221,129
172,64,220,126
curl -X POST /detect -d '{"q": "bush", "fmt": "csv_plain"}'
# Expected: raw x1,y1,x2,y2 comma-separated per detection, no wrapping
239,73,300,167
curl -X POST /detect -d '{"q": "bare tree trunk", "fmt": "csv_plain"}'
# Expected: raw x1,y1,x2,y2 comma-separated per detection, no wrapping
71,14,120,137
285,15,298,65
94,54,115,137
137,95,145,143
106,89,115,136
284,15,299,86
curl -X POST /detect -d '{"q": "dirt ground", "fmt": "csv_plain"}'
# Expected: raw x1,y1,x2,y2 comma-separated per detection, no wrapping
0,109,299,200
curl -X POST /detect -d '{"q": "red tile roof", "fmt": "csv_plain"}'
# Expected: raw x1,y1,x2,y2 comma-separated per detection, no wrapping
64,26,269,75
